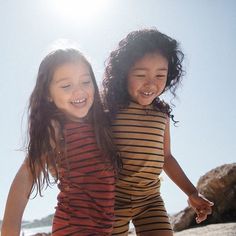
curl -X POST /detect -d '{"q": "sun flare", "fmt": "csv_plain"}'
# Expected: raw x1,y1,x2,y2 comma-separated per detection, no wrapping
50,0,110,22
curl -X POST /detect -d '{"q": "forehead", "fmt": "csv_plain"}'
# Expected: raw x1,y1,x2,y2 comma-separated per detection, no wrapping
131,53,168,70
53,61,90,78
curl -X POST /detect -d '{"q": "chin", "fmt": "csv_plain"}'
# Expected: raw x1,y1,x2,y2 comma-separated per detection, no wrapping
77,113,89,120
67,112,89,122
139,100,153,106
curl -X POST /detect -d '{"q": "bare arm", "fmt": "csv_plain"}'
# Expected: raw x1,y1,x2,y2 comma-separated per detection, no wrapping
163,118,213,223
1,159,33,236
163,118,197,195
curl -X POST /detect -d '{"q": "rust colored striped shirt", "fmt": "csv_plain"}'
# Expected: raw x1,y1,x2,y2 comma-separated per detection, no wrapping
52,121,115,236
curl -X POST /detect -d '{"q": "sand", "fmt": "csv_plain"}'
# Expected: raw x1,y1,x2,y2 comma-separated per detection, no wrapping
128,222,236,236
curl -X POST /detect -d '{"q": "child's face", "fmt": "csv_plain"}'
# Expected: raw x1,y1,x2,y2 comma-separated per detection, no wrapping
127,53,168,106
49,62,95,121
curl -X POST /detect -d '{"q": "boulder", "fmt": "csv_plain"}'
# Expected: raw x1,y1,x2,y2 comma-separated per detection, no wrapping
171,163,236,231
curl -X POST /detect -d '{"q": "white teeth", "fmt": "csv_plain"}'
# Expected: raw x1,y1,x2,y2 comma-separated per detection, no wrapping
143,92,154,96
71,98,86,104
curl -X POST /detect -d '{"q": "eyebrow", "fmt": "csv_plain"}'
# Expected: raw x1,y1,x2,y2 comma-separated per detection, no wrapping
55,77,70,83
132,67,168,72
55,73,91,83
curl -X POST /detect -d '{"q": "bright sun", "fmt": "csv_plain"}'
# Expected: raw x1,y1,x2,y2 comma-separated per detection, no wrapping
50,0,110,22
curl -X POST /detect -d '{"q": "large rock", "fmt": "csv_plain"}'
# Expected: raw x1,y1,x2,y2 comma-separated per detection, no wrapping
174,222,236,236
171,163,236,231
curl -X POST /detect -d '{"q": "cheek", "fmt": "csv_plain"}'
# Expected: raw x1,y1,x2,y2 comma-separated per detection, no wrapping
89,87,95,102
155,80,167,90
52,91,66,103
128,79,139,95
161,81,167,90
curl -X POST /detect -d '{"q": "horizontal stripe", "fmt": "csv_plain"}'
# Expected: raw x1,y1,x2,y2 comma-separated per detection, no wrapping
112,117,165,125
54,122,115,234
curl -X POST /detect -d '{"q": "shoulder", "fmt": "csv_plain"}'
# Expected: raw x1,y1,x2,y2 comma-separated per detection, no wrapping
48,119,62,150
51,119,61,132
152,99,171,119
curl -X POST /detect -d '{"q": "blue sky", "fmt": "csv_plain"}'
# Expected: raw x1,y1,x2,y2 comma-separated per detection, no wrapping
1,0,236,221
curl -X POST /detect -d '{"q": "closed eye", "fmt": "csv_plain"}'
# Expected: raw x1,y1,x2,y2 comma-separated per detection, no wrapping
156,75,166,79
61,84,71,89
134,74,146,78
82,80,91,85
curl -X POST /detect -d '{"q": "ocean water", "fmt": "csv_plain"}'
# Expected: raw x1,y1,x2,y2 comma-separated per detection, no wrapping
19,223,135,236
20,226,51,236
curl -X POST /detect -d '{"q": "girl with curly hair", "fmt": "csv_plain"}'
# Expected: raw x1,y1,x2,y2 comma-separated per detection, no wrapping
2,48,120,236
103,28,214,236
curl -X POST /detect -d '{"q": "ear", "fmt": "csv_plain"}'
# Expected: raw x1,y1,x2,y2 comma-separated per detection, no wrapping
48,97,53,102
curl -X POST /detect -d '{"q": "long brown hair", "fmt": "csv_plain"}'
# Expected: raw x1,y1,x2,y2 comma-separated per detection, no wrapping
28,48,120,197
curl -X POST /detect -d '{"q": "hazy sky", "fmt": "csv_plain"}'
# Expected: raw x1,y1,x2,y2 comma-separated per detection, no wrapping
1,0,236,221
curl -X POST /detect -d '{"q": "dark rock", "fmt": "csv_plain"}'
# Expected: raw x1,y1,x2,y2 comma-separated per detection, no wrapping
171,163,236,231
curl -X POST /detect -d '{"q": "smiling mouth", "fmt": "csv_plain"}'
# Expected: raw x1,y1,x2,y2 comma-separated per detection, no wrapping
141,91,155,96
70,98,86,105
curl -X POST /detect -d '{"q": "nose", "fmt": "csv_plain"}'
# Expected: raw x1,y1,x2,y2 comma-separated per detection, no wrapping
72,84,86,96
145,76,155,85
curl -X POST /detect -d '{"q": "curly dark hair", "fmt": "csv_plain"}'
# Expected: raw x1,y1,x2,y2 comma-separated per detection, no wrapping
103,28,184,119
28,48,120,197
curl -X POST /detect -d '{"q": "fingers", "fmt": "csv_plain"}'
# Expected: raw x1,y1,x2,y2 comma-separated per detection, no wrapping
194,206,212,224
188,193,214,211
188,192,214,224
195,210,206,223
198,194,214,206
196,213,207,224
208,201,214,206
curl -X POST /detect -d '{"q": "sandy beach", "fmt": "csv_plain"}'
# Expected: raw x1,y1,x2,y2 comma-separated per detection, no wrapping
128,223,236,236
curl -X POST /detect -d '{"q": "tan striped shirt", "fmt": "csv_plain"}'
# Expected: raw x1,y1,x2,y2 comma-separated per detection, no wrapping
112,101,167,195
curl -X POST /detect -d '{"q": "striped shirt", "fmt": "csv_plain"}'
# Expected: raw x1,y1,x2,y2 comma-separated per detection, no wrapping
52,121,115,236
112,101,167,196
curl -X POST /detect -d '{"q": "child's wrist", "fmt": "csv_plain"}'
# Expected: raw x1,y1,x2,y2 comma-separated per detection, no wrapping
187,189,199,198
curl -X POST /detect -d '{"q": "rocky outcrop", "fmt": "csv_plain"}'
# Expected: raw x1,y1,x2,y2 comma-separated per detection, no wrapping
22,214,53,229
171,163,236,232
174,222,236,236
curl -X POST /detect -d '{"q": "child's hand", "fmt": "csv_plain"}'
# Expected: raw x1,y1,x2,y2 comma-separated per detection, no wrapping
188,192,214,224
